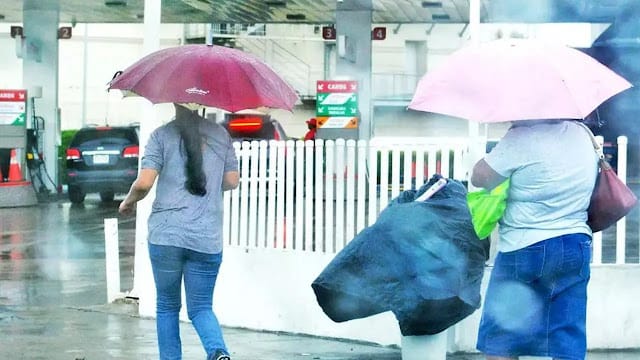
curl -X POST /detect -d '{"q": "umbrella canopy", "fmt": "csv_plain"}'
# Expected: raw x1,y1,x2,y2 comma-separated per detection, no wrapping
108,44,299,112
408,39,632,123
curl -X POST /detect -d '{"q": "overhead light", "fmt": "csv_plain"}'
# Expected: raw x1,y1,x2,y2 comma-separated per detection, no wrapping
432,14,450,20
105,0,127,6
286,13,306,20
265,0,286,6
422,1,443,8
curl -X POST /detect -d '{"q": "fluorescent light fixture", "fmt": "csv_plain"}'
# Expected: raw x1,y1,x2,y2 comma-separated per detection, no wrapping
422,1,443,7
265,1,286,6
105,0,127,6
432,14,450,20
286,13,306,20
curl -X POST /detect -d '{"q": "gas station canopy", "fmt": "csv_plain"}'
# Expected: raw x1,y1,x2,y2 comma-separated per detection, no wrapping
0,0,628,24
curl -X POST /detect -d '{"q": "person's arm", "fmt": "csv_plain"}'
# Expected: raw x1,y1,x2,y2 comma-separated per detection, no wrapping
118,168,159,215
471,158,507,191
222,170,239,191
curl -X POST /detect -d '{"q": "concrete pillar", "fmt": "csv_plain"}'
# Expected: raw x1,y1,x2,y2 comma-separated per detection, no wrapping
22,0,60,191
132,0,161,313
466,0,484,189
319,0,372,141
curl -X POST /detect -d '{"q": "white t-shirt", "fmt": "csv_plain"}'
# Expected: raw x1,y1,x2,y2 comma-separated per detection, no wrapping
484,120,598,252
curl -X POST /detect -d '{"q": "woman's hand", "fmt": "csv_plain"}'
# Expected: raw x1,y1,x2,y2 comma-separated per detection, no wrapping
118,200,136,216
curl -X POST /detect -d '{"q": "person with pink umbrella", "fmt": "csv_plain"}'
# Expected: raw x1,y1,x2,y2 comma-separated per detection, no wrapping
409,39,633,360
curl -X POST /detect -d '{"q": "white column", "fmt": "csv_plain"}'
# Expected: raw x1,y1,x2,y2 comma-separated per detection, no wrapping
133,0,162,316
466,0,483,187
81,24,89,128
23,0,60,191
469,0,481,46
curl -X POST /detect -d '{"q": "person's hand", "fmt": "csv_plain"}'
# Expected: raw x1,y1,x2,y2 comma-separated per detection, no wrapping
118,200,136,216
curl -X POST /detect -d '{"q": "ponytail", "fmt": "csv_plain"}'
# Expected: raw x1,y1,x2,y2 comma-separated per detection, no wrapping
175,105,207,196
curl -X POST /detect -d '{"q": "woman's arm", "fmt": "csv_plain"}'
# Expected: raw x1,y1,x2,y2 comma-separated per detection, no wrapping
222,170,240,191
471,159,507,191
118,168,159,215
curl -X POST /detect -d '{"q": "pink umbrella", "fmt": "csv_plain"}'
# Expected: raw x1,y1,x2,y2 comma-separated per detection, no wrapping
408,39,632,123
108,44,298,112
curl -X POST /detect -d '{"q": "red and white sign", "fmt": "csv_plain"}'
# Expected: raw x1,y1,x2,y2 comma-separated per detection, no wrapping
316,80,358,93
0,89,27,102
0,89,27,126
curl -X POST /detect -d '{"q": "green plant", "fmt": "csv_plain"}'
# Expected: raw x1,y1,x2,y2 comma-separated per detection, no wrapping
58,129,78,185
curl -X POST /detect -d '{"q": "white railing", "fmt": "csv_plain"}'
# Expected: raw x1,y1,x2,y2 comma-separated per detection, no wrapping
222,136,635,265
223,137,468,252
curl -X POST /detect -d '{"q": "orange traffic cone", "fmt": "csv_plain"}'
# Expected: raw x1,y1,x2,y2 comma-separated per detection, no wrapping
8,149,24,182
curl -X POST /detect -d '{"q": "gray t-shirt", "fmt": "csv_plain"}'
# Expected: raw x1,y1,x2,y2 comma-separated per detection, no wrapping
484,120,598,252
141,119,238,254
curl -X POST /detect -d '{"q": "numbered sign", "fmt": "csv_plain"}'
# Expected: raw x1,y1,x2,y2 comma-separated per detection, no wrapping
10,26,24,38
58,27,72,39
322,26,336,40
372,27,387,41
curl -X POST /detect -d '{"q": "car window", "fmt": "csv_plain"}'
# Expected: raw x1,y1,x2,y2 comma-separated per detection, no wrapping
71,129,138,147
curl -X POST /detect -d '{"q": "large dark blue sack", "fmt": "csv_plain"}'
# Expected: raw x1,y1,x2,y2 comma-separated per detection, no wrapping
311,175,489,336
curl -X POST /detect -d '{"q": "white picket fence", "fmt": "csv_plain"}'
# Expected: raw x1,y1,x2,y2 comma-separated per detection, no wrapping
222,136,634,264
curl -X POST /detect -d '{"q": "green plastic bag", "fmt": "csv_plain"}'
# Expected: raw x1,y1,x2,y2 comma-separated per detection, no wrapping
466,179,510,239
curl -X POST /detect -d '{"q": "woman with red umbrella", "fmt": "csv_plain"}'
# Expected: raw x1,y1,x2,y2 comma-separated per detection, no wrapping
111,44,298,360
119,103,239,360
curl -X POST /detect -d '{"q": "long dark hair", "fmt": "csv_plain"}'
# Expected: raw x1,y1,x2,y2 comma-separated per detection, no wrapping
174,104,207,196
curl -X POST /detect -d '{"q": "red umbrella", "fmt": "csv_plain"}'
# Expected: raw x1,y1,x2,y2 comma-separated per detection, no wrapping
108,44,299,112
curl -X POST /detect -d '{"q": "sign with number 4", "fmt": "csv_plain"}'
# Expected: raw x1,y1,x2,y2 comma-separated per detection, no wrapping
372,27,386,40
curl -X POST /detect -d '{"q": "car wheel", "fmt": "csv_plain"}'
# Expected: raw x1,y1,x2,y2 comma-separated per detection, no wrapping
100,191,115,202
69,186,86,204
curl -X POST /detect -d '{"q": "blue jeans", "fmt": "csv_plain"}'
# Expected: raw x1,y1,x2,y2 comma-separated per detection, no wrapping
477,233,592,360
149,243,227,360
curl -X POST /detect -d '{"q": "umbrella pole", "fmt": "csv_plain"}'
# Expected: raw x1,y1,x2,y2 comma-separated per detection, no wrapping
401,333,447,360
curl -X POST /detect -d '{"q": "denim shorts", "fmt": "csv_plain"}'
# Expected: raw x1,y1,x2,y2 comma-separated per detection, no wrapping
476,233,592,360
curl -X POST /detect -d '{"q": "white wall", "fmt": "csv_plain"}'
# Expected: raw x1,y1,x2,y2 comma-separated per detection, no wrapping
136,247,640,352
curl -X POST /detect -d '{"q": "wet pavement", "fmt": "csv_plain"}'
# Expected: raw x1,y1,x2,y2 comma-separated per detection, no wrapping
2,194,640,359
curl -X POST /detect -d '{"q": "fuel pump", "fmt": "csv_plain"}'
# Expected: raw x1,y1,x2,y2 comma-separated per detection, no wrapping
25,92,57,197
0,89,37,207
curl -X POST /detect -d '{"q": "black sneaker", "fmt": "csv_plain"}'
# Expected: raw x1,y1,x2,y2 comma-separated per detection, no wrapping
208,349,231,360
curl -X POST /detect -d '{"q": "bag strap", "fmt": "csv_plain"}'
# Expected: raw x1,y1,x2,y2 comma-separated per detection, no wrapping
575,121,605,161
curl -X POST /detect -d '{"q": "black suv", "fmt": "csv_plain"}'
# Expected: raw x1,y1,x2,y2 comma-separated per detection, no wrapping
65,125,139,203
